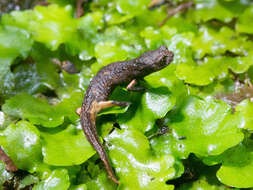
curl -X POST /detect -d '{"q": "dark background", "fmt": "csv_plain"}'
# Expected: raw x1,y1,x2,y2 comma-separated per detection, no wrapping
0,0,45,15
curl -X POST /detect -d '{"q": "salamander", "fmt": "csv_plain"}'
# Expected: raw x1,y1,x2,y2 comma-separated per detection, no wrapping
79,46,174,184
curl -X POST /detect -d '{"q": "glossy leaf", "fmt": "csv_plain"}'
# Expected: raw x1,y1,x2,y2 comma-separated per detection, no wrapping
216,143,253,188
151,96,244,159
178,176,238,190
13,60,61,95
115,0,149,15
2,5,76,50
0,121,42,172
2,93,64,128
236,6,253,34
118,87,176,133
0,26,33,98
106,128,176,190
192,26,249,59
0,160,14,187
85,172,117,190
190,0,248,23
41,124,95,166
235,99,253,130
176,54,253,86
33,169,70,190
93,26,144,71
204,140,253,188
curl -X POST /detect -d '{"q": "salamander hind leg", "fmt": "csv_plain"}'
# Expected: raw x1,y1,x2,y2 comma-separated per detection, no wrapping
76,107,82,116
97,100,131,111
126,79,145,92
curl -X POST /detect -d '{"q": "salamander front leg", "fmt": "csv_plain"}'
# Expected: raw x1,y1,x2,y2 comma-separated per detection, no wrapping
126,79,145,91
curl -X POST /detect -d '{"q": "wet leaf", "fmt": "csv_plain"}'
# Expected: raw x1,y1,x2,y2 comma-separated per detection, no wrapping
33,169,70,190
203,140,253,188
151,96,244,159
189,0,248,23
118,87,176,133
235,99,253,130
0,160,14,187
0,121,42,172
236,6,253,34
2,93,64,128
106,128,176,190
0,26,33,98
41,124,95,166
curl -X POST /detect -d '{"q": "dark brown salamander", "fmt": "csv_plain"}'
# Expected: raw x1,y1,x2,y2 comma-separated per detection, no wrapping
79,46,174,184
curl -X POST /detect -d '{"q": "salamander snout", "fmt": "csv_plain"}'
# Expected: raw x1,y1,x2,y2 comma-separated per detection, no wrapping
159,46,174,61
137,46,174,72
164,50,174,65
155,46,174,69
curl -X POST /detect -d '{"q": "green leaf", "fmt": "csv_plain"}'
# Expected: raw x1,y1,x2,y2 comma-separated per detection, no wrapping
175,54,253,86
151,96,244,159
178,176,238,190
216,144,253,188
190,0,248,23
235,99,253,130
204,139,253,188
175,56,229,86
69,184,87,190
115,0,149,15
67,11,104,60
0,26,32,58
85,171,117,190
0,26,33,98
0,121,42,172
118,87,176,133
76,161,117,190
236,6,253,34
93,26,144,72
33,169,70,190
0,160,14,188
41,124,95,166
13,60,61,95
3,5,76,50
106,128,176,190
192,26,248,59
55,90,83,123
2,93,64,128
140,26,177,50
18,175,39,189
0,111,17,130
145,64,188,106
57,64,92,95
229,52,253,73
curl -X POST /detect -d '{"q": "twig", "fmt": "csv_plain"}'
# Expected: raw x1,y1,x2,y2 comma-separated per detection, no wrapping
159,1,193,26
244,73,253,88
0,147,18,172
52,59,78,74
76,0,86,18
36,0,49,6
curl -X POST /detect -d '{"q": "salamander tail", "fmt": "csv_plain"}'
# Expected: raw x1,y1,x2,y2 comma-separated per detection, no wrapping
80,111,120,184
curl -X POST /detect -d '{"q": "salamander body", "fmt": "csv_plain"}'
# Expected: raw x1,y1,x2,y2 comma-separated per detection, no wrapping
80,46,174,184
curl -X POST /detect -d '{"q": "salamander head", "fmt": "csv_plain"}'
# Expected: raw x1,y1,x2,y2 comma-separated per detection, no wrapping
151,46,174,70
139,46,174,72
